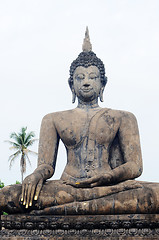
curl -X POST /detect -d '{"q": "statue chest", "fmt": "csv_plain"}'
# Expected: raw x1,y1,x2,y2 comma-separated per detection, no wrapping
56,113,120,148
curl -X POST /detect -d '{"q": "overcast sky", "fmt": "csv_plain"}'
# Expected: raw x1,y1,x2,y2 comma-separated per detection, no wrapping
0,0,159,185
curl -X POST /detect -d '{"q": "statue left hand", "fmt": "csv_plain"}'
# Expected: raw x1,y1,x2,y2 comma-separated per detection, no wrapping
67,173,112,188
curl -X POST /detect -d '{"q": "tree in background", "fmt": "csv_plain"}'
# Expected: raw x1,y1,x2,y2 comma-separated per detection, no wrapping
0,180,21,188
0,180,4,189
16,180,21,184
6,127,38,183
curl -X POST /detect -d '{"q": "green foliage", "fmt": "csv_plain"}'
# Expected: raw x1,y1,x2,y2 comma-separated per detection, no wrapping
0,179,4,188
6,127,38,182
3,211,8,215
16,180,21,184
0,180,7,214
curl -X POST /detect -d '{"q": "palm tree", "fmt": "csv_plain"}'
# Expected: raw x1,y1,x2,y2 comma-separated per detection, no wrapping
6,127,38,183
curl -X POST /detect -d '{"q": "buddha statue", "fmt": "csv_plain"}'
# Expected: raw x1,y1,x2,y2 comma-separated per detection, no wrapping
1,27,159,215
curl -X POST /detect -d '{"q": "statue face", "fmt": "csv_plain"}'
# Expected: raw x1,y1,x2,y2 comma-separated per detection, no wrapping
73,66,102,102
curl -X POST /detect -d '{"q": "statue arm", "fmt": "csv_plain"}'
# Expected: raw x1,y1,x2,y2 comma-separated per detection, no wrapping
108,112,143,183
37,113,59,175
21,113,60,208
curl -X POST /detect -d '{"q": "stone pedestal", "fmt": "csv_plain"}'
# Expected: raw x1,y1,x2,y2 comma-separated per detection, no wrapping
1,214,159,239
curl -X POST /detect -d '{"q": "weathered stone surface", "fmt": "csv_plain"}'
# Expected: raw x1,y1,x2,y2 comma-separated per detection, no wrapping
1,214,159,239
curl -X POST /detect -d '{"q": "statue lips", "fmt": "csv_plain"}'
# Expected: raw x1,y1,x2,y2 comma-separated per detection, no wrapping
80,87,93,93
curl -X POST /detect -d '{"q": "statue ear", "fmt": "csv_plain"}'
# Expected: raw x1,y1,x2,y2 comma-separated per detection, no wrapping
68,78,76,103
72,88,76,103
99,87,104,102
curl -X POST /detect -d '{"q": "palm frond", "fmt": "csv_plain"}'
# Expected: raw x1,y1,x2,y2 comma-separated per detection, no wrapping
10,132,18,139
25,139,38,147
8,150,21,169
10,132,22,145
20,127,27,143
9,146,20,151
20,127,27,136
25,153,32,167
24,148,38,156
19,135,24,145
4,140,21,148
25,131,36,144
8,150,21,161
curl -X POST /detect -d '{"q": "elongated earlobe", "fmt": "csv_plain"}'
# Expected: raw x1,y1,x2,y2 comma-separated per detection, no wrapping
72,90,76,103
99,87,104,102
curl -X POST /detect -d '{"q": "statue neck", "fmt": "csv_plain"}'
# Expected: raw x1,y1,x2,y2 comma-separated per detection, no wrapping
77,98,100,110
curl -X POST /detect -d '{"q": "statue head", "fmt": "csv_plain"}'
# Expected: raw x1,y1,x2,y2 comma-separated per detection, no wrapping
68,27,107,103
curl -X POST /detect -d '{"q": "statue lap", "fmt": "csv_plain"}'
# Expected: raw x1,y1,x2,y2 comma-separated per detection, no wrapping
2,179,159,215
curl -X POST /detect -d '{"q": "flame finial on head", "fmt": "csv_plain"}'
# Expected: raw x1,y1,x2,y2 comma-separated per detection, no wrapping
82,26,92,52
69,27,107,97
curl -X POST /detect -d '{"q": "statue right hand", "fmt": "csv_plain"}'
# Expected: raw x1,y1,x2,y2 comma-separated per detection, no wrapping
66,173,113,188
21,172,43,209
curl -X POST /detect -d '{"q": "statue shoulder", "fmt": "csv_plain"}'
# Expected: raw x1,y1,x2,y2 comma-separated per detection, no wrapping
105,108,138,126
119,110,137,123
108,108,137,120
42,109,75,124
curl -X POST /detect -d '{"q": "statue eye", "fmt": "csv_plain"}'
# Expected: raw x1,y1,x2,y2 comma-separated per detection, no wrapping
89,73,98,79
76,74,85,80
